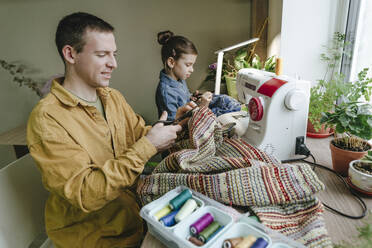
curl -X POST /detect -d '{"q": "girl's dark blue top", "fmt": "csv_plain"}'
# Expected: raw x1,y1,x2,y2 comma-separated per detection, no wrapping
155,70,241,121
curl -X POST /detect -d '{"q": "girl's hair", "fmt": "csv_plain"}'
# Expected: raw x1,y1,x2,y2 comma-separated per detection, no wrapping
157,30,198,66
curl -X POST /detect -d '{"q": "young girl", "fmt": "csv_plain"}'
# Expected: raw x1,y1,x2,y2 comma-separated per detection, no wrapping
155,30,241,121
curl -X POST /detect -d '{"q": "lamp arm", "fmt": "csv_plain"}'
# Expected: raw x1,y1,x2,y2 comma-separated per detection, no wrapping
213,38,259,95
214,52,224,95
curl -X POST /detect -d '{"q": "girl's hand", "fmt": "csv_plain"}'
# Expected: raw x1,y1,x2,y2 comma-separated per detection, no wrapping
191,90,201,102
199,91,212,107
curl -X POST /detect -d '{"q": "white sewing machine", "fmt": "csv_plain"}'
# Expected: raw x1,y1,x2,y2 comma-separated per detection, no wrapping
234,68,310,161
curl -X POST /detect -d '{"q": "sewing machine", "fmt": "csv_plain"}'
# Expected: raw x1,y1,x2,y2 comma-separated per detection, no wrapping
234,68,310,161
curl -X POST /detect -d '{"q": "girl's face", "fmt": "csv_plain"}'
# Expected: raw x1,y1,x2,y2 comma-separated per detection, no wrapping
167,53,197,81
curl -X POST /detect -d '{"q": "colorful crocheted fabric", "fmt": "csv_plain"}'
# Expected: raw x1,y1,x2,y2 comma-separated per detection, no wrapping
137,107,332,247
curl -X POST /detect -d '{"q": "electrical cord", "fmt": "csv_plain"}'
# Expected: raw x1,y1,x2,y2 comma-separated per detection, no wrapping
281,154,310,164
302,154,367,220
281,144,367,220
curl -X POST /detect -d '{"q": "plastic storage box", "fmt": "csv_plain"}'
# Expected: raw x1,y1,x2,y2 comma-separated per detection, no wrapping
140,186,304,248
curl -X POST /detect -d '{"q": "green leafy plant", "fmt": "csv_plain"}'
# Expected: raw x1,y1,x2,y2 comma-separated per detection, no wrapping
335,213,372,248
0,59,44,97
344,68,372,102
308,32,352,131
361,151,372,163
354,151,372,174
320,101,372,151
203,47,276,86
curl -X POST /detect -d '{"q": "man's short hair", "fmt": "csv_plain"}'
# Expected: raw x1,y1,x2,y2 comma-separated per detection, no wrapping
55,12,114,61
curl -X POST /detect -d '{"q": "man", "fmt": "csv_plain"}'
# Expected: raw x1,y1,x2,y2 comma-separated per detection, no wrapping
27,12,194,248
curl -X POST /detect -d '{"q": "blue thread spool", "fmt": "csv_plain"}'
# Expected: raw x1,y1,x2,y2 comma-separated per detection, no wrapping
190,213,214,235
250,237,269,248
205,225,224,243
159,210,179,227
169,189,192,210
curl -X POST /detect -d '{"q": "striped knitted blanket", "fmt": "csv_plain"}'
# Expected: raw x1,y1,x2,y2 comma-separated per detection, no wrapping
138,107,332,247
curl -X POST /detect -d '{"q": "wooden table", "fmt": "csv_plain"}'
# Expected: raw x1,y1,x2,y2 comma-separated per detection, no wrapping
304,137,372,244
140,137,372,247
0,125,28,158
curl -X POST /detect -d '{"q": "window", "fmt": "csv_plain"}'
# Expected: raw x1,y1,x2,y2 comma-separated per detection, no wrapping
343,0,372,104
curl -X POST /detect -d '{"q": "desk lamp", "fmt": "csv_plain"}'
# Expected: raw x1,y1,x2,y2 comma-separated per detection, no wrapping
214,38,259,95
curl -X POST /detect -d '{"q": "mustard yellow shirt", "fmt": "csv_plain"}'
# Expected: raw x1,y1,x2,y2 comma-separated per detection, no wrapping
27,79,157,248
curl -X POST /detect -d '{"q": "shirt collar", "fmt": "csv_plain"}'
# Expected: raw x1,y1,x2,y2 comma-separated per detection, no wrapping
51,77,112,107
159,69,185,88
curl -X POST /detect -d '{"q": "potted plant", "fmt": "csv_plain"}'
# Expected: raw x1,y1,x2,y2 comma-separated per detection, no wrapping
307,32,352,137
203,48,276,100
321,101,372,176
348,151,372,193
225,51,276,100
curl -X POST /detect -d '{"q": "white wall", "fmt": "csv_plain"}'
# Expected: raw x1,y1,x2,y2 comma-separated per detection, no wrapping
267,0,282,58
280,0,349,84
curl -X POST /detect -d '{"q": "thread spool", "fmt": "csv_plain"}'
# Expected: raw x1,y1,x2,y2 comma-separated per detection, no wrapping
169,189,192,210
175,198,198,223
190,213,214,235
198,221,220,243
250,237,269,248
235,235,257,248
275,58,282,76
159,210,179,227
223,237,244,248
187,236,204,247
153,205,171,221
205,225,224,243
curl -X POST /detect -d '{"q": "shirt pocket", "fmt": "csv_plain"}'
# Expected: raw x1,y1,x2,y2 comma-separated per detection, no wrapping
113,122,127,155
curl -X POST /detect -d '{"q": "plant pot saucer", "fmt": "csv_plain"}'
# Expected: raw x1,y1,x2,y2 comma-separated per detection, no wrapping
346,177,372,196
306,130,334,138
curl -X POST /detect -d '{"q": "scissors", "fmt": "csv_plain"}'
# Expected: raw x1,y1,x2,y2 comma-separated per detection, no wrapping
153,109,194,126
192,92,203,101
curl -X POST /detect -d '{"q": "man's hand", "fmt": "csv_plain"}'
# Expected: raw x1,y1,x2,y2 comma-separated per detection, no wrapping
146,111,182,152
175,101,197,126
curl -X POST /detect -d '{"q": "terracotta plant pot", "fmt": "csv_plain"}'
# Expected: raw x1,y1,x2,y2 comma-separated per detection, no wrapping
306,119,333,138
330,139,371,177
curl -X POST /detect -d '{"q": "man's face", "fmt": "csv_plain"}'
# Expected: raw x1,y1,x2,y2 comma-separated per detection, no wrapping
73,30,117,88
171,54,197,81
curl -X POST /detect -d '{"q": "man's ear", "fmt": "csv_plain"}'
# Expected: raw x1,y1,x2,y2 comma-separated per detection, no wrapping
62,45,76,64
166,57,175,69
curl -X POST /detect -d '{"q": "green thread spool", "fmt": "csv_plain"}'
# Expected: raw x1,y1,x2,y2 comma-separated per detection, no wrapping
153,205,171,221
169,189,192,210
198,221,220,243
